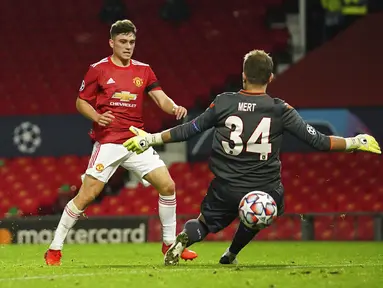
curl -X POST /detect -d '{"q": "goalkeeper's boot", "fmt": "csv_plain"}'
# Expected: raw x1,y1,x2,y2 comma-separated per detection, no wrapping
219,248,238,265
162,237,198,262
44,249,62,266
164,232,192,265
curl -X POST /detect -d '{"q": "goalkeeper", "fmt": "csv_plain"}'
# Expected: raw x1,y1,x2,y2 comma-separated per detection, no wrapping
123,50,381,266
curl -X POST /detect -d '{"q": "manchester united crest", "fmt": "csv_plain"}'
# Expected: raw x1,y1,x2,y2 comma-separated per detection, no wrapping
95,163,104,172
133,77,143,87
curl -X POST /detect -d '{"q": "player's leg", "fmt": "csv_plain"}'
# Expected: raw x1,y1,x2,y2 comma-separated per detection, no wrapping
45,143,126,265
220,185,285,264
219,222,260,264
220,191,264,264
121,147,197,260
183,214,210,247
164,179,238,265
47,175,105,250
163,214,211,266
143,166,177,246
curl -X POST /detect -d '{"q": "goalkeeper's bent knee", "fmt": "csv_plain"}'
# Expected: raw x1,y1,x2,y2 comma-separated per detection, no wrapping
184,219,209,247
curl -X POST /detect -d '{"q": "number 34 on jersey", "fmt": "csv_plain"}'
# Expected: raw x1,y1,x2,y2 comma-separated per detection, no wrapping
222,116,272,160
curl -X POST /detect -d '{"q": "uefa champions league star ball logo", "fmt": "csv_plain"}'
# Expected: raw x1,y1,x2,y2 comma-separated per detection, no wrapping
306,124,317,136
13,122,42,154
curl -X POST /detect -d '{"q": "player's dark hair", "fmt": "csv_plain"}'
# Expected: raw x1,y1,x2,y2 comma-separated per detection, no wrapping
110,20,137,39
243,50,273,85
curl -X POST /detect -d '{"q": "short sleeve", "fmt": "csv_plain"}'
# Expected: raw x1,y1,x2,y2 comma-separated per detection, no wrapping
145,66,162,93
78,66,99,102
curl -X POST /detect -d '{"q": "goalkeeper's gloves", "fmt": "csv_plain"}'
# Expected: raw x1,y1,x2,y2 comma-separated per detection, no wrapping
345,134,381,154
123,126,163,154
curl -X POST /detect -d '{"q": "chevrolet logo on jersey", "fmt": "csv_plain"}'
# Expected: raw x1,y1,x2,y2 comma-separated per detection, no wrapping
112,92,137,102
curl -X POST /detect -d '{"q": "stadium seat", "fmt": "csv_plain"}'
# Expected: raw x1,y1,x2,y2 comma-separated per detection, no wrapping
314,216,336,241
85,204,107,216
335,216,357,240
2,0,290,132
356,216,374,241
258,216,302,240
1,152,381,241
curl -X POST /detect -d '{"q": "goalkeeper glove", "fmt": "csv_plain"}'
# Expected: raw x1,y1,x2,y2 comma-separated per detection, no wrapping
345,134,381,154
123,126,163,154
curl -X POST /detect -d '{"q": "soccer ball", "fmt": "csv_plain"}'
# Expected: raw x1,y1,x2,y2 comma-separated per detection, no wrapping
239,191,278,229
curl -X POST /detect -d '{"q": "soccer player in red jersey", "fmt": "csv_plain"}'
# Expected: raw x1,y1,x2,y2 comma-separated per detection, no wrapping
44,20,197,265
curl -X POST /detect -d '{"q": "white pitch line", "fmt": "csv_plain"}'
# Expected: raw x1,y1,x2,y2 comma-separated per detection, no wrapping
0,263,381,282
0,272,123,282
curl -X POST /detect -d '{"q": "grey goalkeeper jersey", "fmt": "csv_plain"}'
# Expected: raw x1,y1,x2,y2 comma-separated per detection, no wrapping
170,91,331,193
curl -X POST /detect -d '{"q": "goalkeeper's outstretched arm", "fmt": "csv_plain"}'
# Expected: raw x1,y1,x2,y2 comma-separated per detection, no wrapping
124,99,218,153
280,101,381,154
125,98,381,155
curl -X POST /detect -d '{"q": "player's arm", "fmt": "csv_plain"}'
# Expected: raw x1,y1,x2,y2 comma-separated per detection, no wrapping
162,102,217,142
145,66,187,120
76,66,114,127
76,98,100,122
281,102,381,153
124,100,218,154
148,90,187,120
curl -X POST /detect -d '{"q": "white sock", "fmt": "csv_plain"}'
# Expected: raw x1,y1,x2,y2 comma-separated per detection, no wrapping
49,200,83,250
158,194,176,246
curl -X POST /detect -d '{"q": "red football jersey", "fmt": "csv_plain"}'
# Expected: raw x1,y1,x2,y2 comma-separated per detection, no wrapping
78,56,161,144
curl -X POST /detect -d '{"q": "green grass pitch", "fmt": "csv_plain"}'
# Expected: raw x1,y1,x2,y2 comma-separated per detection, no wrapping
0,242,382,288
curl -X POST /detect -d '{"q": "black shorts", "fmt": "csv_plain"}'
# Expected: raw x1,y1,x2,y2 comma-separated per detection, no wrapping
200,179,285,233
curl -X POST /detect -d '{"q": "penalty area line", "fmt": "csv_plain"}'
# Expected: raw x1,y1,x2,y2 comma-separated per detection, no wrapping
0,272,129,282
